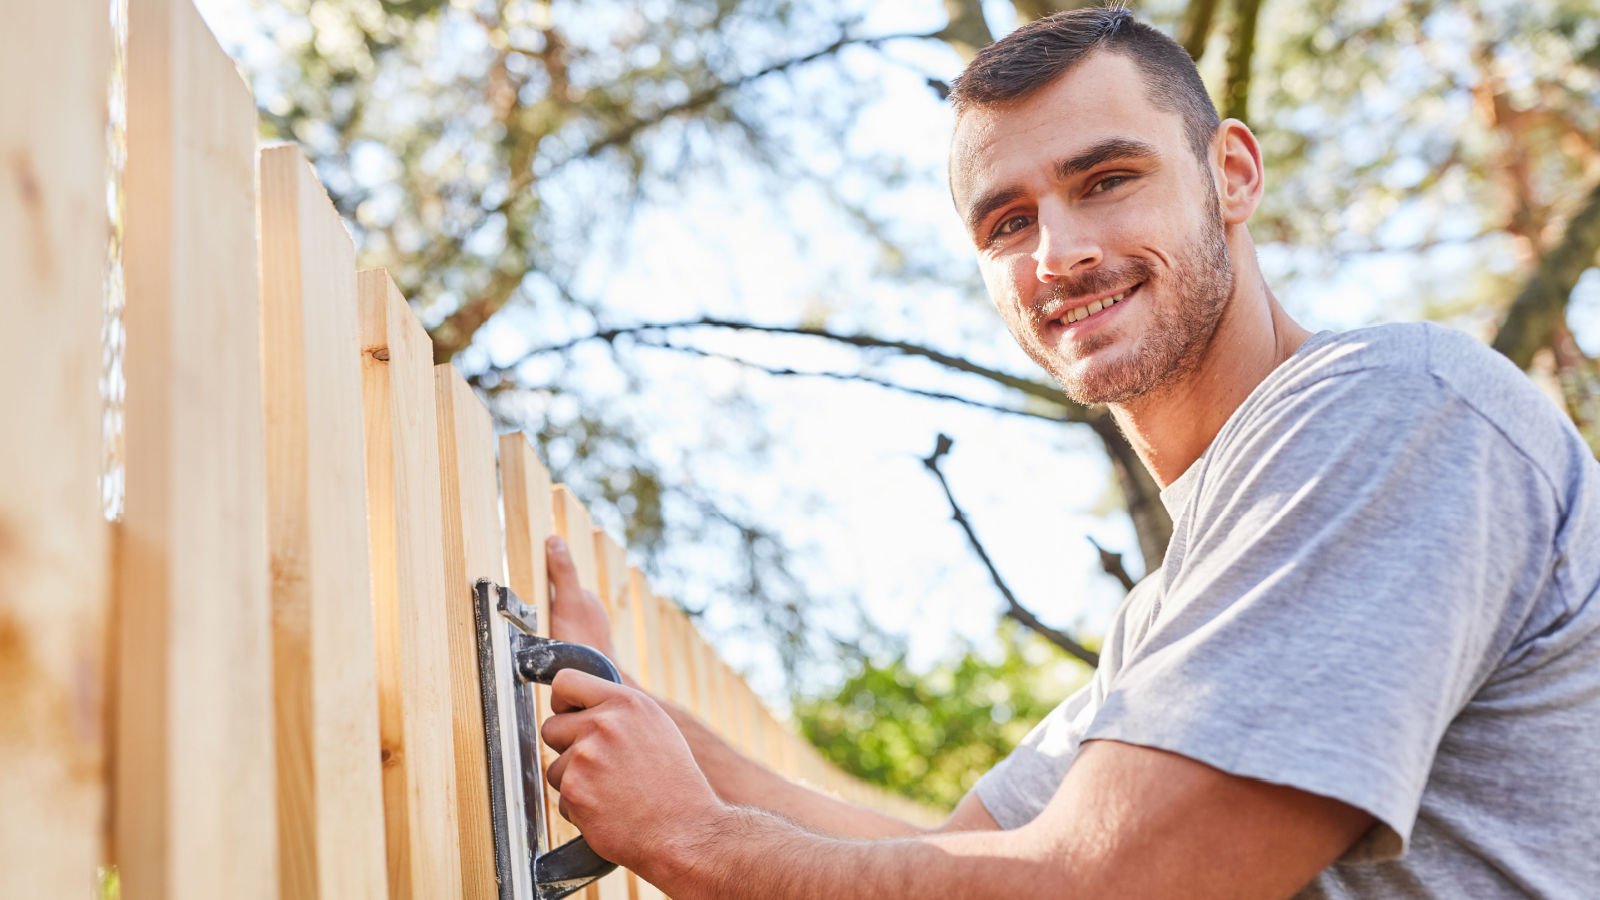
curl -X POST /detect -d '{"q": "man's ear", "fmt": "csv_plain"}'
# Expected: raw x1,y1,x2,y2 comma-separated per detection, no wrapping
1214,119,1264,225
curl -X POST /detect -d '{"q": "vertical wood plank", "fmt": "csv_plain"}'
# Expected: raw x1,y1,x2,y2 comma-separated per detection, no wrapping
592,533,631,673
0,3,110,895
656,601,698,719
549,488,615,900
684,629,719,741
592,532,642,900
358,269,463,899
435,367,506,899
117,1,277,896
258,143,388,900
628,571,670,699
500,431,558,900
549,486,597,852
621,567,668,900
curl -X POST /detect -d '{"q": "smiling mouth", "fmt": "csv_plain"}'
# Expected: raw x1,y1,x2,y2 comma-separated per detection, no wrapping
1058,282,1141,326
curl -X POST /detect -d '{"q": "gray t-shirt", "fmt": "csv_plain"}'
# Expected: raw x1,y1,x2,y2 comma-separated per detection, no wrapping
974,323,1600,897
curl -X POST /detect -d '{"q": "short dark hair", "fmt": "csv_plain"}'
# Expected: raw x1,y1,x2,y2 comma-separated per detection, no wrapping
948,5,1221,163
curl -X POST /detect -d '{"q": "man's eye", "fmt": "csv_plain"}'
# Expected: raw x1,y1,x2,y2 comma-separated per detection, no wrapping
1091,175,1131,194
990,215,1032,240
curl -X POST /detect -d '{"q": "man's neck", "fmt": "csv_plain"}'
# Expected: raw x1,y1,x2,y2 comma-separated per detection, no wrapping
1111,254,1312,488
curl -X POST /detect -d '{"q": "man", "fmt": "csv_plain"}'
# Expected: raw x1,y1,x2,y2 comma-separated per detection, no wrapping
537,7,1600,897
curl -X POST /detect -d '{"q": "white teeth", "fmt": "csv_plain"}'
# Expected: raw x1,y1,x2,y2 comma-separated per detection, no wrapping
1063,289,1130,326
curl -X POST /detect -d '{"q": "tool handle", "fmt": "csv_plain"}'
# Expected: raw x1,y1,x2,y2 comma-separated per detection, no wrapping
517,638,622,688
516,636,623,900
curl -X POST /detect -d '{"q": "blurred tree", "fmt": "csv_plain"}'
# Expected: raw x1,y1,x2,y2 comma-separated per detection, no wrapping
794,620,1093,809
224,0,1600,681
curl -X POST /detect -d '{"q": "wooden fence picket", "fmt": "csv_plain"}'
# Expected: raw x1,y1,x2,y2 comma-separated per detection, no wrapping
0,3,111,895
619,566,670,900
593,533,646,900
358,269,465,899
258,143,389,900
499,430,560,889
549,488,625,900
549,486,598,856
435,368,508,898
115,0,278,895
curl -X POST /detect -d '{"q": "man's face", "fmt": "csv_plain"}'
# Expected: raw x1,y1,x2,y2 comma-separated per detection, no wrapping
951,51,1233,406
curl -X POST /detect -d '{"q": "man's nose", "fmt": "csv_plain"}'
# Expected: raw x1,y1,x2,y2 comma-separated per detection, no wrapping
1033,206,1101,283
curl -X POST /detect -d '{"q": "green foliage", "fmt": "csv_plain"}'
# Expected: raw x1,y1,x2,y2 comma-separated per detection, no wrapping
794,621,1093,810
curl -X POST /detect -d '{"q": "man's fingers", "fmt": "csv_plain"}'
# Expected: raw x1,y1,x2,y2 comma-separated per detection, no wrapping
550,667,627,713
546,536,581,597
547,745,570,789
540,704,598,752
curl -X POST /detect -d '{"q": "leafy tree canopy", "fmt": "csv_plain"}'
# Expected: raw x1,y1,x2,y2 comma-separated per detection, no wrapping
794,621,1093,809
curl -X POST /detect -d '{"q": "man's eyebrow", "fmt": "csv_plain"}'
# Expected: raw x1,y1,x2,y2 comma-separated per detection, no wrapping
1055,138,1160,179
963,187,1025,237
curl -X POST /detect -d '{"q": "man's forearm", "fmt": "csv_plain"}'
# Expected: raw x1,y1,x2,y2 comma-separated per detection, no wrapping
644,805,1051,900
654,692,926,839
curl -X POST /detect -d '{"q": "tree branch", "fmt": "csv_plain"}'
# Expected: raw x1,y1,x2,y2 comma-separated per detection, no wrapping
1178,0,1223,61
1221,0,1264,122
938,0,995,62
1085,535,1137,592
495,316,1084,412
630,338,1070,422
547,29,941,173
921,434,1100,668
1492,176,1600,369
501,316,1175,570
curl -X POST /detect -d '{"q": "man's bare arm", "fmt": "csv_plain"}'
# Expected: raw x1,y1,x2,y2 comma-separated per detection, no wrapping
541,674,1375,900
660,690,998,837
544,536,997,839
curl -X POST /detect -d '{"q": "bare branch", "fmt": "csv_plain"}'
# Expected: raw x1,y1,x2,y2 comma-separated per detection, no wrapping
495,316,1083,412
1085,535,1137,592
632,338,1069,422
921,433,1100,667
547,29,941,174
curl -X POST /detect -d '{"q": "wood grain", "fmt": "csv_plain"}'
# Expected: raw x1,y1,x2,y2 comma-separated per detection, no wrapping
358,268,463,899
592,532,642,900
0,3,110,895
435,366,508,898
117,1,277,895
500,432,561,900
549,486,597,852
259,143,389,900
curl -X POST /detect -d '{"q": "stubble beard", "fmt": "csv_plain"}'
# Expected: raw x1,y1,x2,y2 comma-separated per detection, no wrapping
1024,195,1234,407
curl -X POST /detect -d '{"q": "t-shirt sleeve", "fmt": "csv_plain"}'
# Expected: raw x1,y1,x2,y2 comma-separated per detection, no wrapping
1081,365,1555,861
973,680,1097,829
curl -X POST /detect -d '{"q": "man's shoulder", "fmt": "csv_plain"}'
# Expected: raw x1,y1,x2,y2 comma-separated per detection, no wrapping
1273,321,1503,388
1248,322,1560,435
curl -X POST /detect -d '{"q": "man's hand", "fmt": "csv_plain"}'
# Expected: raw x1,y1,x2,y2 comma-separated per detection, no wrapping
541,668,728,878
545,535,617,660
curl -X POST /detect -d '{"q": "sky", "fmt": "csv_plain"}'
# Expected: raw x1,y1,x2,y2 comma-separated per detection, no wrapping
183,0,1600,705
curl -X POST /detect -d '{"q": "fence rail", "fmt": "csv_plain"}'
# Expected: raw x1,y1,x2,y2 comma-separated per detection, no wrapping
1,2,933,897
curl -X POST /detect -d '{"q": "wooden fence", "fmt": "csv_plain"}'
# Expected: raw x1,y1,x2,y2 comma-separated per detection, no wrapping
0,2,931,897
